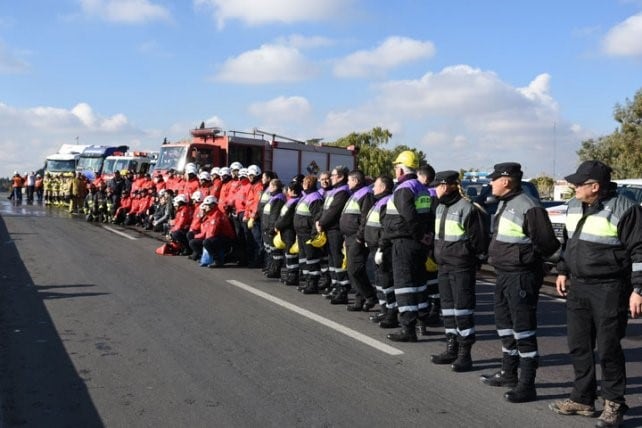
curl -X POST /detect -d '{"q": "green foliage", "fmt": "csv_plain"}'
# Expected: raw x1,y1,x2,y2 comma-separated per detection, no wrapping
529,176,555,200
328,127,427,177
578,88,642,178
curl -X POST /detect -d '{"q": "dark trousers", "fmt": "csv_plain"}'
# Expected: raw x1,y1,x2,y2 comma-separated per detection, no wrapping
494,269,542,359
439,268,476,345
326,229,348,289
231,212,247,265
370,246,395,310
392,238,428,327
297,234,321,278
203,236,232,264
567,279,629,405
346,235,375,299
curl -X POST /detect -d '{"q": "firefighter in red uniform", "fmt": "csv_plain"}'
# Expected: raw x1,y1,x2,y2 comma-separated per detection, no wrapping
169,194,194,254
218,167,233,213
189,195,235,266
243,165,266,267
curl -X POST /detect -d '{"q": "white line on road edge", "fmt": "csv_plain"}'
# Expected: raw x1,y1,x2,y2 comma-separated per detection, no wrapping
227,280,404,356
102,226,138,240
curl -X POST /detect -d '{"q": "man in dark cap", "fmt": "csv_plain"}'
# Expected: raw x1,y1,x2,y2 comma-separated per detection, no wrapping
480,162,560,403
430,170,489,372
549,160,642,427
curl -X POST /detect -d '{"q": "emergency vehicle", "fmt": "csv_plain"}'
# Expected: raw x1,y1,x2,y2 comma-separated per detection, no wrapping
76,144,129,181
154,126,357,179
44,144,90,177
101,151,157,180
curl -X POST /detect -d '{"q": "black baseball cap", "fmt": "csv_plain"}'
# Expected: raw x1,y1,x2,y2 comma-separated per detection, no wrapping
564,160,612,185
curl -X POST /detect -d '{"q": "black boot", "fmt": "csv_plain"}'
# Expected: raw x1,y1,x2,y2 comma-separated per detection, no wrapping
322,286,339,299
301,276,320,294
330,288,349,305
451,342,473,372
504,357,538,403
424,297,442,327
318,272,331,293
379,309,399,329
284,271,299,286
387,326,418,342
369,306,387,323
431,334,459,364
347,295,365,311
265,260,282,279
480,354,519,387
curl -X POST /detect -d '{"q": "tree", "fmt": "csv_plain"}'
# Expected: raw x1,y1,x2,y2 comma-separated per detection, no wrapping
577,88,642,178
530,176,554,200
328,127,427,177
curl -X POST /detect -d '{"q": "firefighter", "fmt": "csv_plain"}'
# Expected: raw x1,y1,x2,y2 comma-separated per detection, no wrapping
294,175,324,294
218,167,233,213
243,165,266,268
549,161,642,426
169,194,194,255
340,169,376,311
480,162,559,403
83,184,99,221
429,171,489,372
316,166,351,304
181,163,200,198
381,151,433,342
9,171,24,204
262,179,286,278
275,181,303,285
190,195,236,267
231,167,251,266
364,175,395,323
317,171,333,292
44,172,53,205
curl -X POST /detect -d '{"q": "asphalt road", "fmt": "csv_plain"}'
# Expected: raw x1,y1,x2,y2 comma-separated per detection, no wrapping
0,199,641,427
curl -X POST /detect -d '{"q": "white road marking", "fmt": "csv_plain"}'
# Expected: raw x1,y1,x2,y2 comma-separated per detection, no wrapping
227,279,404,356
102,226,138,240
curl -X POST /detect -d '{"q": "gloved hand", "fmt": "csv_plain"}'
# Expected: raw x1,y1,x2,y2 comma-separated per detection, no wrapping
247,218,255,229
374,248,383,265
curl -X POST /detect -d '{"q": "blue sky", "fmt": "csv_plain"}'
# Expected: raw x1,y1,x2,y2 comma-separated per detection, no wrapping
1,0,642,179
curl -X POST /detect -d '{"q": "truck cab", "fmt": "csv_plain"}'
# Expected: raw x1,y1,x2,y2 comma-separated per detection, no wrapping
76,145,129,181
102,151,156,181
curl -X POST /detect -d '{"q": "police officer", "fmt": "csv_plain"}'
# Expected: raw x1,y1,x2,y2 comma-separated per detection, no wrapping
480,162,559,403
316,166,351,304
549,161,642,427
340,170,376,311
382,150,433,342
429,171,489,372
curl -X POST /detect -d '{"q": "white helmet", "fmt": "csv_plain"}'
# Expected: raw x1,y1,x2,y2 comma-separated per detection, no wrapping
158,189,167,198
191,190,203,203
198,171,211,181
248,165,261,177
173,194,188,206
230,161,243,170
202,195,218,206
238,168,249,178
185,163,198,175
210,167,220,176
219,167,231,177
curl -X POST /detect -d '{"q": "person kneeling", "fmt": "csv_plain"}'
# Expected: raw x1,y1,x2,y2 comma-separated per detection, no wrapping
189,196,236,267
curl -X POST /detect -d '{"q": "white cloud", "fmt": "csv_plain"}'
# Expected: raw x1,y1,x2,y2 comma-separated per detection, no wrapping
215,44,317,83
0,41,29,74
0,101,154,177
333,36,436,78
194,0,353,29
78,0,171,24
602,12,642,57
248,96,312,129
317,65,582,177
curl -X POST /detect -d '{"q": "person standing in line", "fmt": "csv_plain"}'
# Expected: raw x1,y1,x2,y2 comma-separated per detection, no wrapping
35,173,44,204
480,162,559,403
317,171,333,293
382,151,433,342
429,171,489,372
316,166,351,304
26,171,36,203
294,175,325,294
549,161,642,427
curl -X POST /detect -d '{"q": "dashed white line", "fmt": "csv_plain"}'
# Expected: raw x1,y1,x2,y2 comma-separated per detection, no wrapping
226,279,404,356
102,226,138,240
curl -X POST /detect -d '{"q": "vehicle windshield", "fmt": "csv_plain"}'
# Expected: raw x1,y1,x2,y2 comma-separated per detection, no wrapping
77,156,104,173
157,146,187,171
46,159,76,173
103,158,117,175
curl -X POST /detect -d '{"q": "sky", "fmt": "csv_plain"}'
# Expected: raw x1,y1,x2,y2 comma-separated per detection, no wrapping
1,0,642,179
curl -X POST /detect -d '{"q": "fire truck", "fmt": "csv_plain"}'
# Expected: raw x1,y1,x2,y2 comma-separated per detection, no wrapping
76,144,130,181
154,127,357,179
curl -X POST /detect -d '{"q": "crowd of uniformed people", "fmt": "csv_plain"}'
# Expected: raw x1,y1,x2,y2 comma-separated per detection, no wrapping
38,153,642,428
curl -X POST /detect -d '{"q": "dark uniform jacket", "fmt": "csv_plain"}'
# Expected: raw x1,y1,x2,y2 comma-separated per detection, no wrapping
318,181,350,231
488,188,559,272
293,190,323,238
339,184,374,239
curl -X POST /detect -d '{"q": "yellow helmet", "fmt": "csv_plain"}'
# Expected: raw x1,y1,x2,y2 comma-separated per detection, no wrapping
425,256,438,272
306,231,327,248
289,240,299,254
394,150,419,169
273,232,286,250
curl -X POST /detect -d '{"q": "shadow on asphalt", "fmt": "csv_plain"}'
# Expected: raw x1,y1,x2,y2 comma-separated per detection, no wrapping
0,214,104,427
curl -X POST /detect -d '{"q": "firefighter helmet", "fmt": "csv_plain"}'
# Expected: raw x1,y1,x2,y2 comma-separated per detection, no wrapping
219,167,231,177
306,231,327,248
211,167,220,176
185,163,198,175
173,194,188,206
273,232,286,250
198,171,211,181
393,150,419,169
191,190,203,203
230,161,243,170
239,168,249,178
248,165,261,177
202,195,218,206
289,239,299,254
